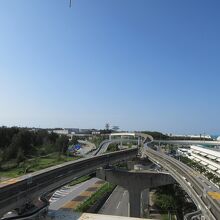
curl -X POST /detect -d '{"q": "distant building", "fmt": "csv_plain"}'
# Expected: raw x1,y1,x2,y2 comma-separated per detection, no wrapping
187,145,220,177
177,148,190,156
67,128,80,133
91,129,101,135
168,134,212,140
52,129,69,135
48,128,101,137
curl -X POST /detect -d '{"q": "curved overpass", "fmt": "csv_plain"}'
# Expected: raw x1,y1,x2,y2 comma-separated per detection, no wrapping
0,148,137,217
109,132,154,143
134,132,220,146
94,139,137,156
135,132,154,142
144,147,220,220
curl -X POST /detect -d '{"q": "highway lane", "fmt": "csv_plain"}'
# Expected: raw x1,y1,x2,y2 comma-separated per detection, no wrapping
144,146,220,220
99,186,129,217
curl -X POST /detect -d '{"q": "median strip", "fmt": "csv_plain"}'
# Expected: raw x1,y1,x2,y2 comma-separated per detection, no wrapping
75,182,115,213
61,180,106,210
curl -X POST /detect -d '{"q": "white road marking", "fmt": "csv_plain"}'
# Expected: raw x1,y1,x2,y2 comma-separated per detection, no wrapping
128,202,130,216
50,178,97,203
117,201,121,209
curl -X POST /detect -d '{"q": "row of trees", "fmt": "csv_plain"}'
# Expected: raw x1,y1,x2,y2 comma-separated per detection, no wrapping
142,131,170,140
0,127,70,166
153,184,196,219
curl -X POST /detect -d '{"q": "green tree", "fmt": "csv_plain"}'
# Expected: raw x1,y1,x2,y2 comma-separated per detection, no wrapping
153,184,193,219
154,194,176,210
55,135,69,155
69,136,78,145
16,148,25,164
48,132,59,144
3,130,34,162
0,149,3,169
0,127,19,150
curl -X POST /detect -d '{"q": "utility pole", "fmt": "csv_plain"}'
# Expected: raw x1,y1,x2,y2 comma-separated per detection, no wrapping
69,0,72,8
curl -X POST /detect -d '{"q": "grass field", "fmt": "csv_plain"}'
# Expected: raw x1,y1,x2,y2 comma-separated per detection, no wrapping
161,213,176,220
0,153,81,179
69,175,92,186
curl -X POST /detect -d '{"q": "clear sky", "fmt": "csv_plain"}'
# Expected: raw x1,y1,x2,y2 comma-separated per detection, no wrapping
0,0,220,134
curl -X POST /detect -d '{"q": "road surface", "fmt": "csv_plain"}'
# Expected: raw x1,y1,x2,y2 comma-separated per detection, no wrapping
99,186,129,217
49,178,100,211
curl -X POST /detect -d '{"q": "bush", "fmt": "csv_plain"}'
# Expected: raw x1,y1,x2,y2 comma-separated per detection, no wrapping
76,183,115,212
154,194,176,210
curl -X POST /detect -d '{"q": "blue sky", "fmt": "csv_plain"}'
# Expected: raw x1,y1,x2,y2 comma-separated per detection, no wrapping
0,0,220,134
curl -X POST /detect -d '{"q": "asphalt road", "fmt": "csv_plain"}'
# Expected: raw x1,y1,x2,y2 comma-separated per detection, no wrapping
99,186,129,217
49,178,99,211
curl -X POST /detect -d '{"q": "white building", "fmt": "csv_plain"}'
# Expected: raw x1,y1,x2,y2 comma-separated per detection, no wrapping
169,134,212,140
52,129,69,135
177,148,190,156
188,145,220,176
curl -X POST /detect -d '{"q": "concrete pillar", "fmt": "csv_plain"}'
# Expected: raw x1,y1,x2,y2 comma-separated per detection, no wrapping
127,161,135,170
129,188,141,217
109,134,111,141
141,188,150,217
96,168,175,218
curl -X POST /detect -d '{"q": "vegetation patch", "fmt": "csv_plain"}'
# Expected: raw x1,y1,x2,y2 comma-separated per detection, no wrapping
180,156,220,186
152,184,196,219
69,175,92,186
0,127,83,179
0,153,81,178
90,136,107,147
106,143,119,152
75,183,115,212
161,213,176,220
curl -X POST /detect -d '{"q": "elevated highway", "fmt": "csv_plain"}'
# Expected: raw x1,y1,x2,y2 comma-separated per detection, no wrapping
109,132,154,143
0,148,137,217
94,139,137,156
108,132,220,146
1,131,220,219
144,147,220,220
